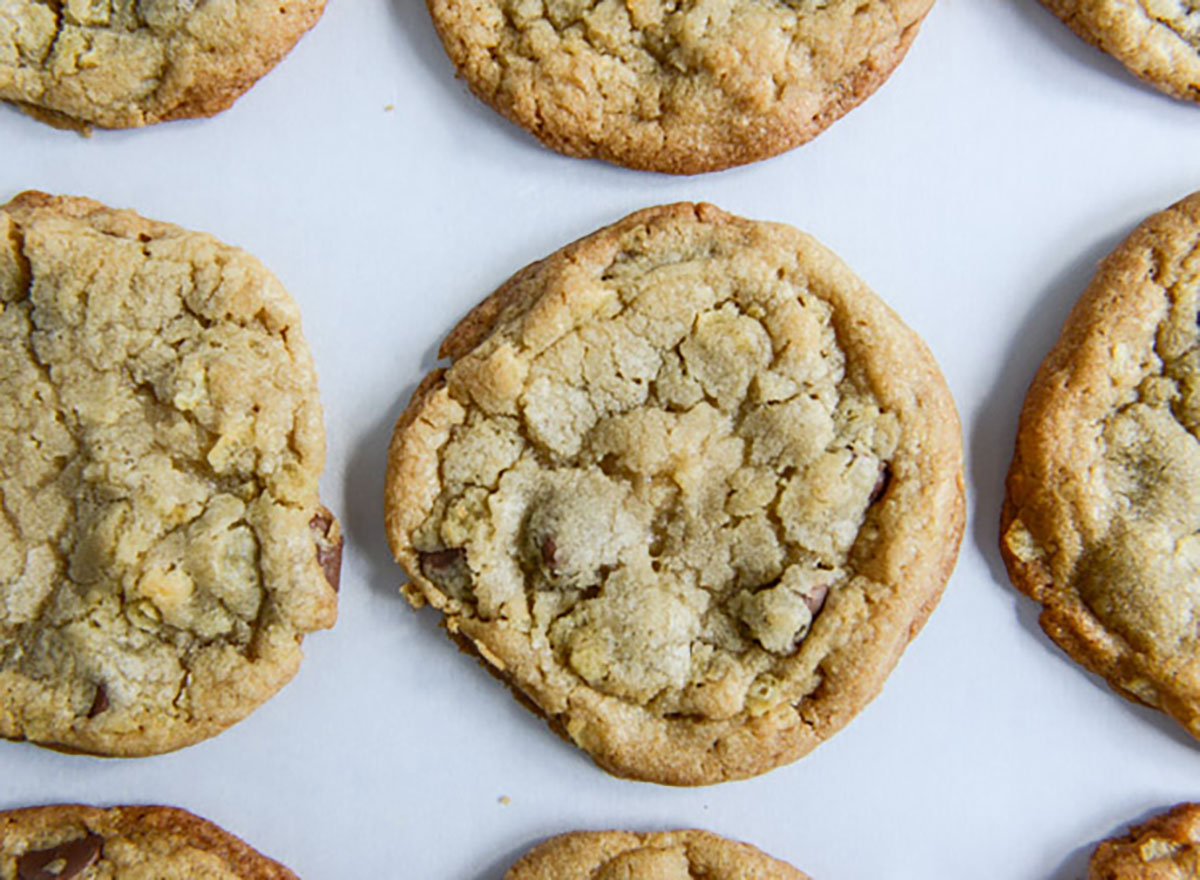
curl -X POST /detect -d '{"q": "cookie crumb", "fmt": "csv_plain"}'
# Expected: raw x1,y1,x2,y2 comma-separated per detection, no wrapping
498,796,511,805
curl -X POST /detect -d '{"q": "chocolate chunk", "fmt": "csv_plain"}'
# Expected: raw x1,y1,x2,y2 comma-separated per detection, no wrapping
803,585,830,617
419,548,466,578
17,832,103,880
309,508,343,592
86,684,108,718
869,463,892,505
540,534,559,574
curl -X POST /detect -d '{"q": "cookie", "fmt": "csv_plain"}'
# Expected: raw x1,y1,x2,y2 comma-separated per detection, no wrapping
426,0,935,174
503,829,810,880
385,203,964,784
1088,803,1200,878
0,804,298,879
0,191,340,756
1001,191,1200,737
0,0,325,130
1039,0,1200,102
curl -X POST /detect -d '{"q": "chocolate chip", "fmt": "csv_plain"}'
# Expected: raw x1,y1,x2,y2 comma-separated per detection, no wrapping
419,548,466,578
309,508,343,592
87,684,108,718
803,585,829,617
869,463,892,505
17,832,103,880
540,534,559,574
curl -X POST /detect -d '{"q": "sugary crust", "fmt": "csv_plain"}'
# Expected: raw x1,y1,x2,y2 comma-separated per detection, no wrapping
0,804,298,879
503,829,811,880
1089,803,1200,879
386,203,964,784
426,0,933,174
1040,0,1200,102
0,0,326,131
0,192,338,756
1000,191,1200,736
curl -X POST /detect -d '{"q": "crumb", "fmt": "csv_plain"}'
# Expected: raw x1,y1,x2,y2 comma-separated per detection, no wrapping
499,796,511,805
384,104,395,112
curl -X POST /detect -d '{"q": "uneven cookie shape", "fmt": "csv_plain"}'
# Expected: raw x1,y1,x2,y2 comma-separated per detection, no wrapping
1040,0,1200,102
1088,804,1200,879
503,829,810,880
0,0,325,130
1002,192,1200,738
0,804,298,879
386,203,964,784
426,0,935,173
0,192,340,756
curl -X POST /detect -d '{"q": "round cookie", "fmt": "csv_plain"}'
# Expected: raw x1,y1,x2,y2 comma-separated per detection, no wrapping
0,804,298,879
0,0,325,130
0,191,340,756
503,830,810,880
386,203,964,784
1001,192,1200,738
1088,804,1200,878
1039,0,1200,102
426,0,935,174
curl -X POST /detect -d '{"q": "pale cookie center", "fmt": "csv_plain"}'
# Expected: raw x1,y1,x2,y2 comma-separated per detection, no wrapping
1074,274,1200,654
414,243,898,719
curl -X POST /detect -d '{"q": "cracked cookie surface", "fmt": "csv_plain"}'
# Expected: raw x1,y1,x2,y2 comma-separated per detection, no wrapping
1088,804,1200,879
386,203,964,785
1040,0,1200,101
0,191,339,756
0,0,325,130
503,829,811,880
1001,191,1200,739
0,804,298,879
426,0,934,173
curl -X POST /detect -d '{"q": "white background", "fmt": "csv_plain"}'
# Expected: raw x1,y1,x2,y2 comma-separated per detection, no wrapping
2,1,1200,877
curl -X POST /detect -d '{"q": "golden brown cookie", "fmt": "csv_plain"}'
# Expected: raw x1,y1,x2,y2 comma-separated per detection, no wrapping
1088,803,1200,879
0,191,340,756
386,203,964,784
503,830,810,880
1039,0,1200,102
1001,191,1200,738
0,804,298,879
0,0,326,130
426,0,935,174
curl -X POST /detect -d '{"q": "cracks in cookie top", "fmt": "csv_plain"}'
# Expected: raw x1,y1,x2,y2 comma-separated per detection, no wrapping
0,0,326,129
429,0,934,171
0,193,338,756
388,203,965,782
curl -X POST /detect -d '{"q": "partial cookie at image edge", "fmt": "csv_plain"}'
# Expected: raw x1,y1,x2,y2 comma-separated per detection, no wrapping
503,829,812,879
0,804,299,879
0,191,341,757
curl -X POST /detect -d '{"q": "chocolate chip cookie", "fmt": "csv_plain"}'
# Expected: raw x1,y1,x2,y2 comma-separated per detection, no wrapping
0,0,326,130
0,191,340,756
0,804,298,879
1039,0,1200,102
1001,191,1200,738
503,830,810,879
426,0,935,173
1088,803,1200,878
386,203,964,784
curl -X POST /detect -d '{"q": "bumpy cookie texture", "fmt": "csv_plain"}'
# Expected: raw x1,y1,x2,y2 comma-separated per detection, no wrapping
427,0,934,173
0,804,299,879
0,192,339,756
1089,804,1200,879
504,829,811,880
0,0,326,130
1001,192,1200,738
386,203,964,784
1040,0,1200,101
